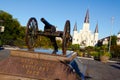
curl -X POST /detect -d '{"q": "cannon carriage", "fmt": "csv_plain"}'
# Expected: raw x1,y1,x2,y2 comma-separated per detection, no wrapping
25,17,72,55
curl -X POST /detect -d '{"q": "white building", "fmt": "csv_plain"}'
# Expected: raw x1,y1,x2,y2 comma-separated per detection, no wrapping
117,31,120,45
98,31,120,46
72,9,99,47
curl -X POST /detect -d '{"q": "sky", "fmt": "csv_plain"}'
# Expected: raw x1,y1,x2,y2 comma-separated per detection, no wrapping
0,0,120,39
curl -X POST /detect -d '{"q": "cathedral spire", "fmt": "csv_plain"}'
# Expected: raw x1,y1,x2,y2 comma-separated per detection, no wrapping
94,23,98,33
84,9,89,23
118,30,120,34
73,22,77,31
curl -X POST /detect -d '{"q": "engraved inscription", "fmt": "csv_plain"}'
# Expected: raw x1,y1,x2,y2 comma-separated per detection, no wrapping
20,58,53,76
0,56,58,79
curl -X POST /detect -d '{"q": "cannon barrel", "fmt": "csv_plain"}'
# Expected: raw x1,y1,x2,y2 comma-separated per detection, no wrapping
41,18,53,27
41,18,56,32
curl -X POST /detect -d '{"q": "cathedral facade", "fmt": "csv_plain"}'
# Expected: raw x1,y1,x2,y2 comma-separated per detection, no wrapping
72,10,99,47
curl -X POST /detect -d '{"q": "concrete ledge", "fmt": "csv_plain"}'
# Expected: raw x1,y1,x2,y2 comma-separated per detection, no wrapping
10,50,77,62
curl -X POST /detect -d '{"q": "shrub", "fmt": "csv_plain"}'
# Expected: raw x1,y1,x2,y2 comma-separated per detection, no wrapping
90,51,100,60
100,52,111,63
111,45,120,58
100,51,111,58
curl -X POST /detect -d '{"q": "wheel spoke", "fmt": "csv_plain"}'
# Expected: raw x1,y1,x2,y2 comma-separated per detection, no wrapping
25,17,38,50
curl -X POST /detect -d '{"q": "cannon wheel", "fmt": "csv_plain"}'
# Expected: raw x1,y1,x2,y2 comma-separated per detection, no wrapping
25,17,38,50
62,20,70,55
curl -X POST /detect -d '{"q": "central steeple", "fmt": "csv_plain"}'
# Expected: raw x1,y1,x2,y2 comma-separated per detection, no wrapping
83,9,90,31
84,9,89,23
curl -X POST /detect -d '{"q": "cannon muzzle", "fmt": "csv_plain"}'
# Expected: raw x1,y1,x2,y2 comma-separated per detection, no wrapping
41,18,53,27
41,18,56,32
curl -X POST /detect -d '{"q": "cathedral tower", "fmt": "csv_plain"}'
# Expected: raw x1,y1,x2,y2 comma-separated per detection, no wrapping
72,22,78,44
94,23,99,46
83,9,90,31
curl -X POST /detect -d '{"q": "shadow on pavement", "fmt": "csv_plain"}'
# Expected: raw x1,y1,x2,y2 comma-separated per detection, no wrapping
85,76,92,80
116,62,120,65
110,64,120,70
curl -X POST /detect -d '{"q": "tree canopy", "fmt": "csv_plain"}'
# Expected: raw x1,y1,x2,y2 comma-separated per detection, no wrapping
0,10,25,46
111,35,117,46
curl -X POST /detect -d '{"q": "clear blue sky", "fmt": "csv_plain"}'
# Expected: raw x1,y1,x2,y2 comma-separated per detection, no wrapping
0,0,120,39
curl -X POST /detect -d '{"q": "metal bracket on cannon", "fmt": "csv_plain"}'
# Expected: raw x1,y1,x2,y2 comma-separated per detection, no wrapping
25,17,72,55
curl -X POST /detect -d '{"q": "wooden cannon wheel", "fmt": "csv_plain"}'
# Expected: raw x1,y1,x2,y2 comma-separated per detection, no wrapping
25,17,38,50
62,20,71,55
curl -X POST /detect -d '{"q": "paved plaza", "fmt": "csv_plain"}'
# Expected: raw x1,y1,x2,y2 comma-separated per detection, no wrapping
79,57,120,80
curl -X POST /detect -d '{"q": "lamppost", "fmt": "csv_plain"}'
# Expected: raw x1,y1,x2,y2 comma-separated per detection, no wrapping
0,26,5,32
0,20,5,49
108,17,114,53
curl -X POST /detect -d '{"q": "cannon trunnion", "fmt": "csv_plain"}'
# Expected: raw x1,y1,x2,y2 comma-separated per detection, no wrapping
25,17,71,55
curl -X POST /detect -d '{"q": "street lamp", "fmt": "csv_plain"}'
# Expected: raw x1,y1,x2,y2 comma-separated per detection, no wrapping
0,26,5,32
0,20,5,49
108,17,114,53
0,20,5,32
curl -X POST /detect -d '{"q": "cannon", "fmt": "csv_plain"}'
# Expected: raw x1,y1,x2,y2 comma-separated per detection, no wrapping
25,17,71,55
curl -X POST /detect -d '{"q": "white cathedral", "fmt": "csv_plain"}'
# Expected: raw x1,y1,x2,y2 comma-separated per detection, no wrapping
72,9,99,47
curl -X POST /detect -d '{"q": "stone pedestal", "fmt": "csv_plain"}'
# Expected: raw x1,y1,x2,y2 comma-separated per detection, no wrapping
0,49,78,80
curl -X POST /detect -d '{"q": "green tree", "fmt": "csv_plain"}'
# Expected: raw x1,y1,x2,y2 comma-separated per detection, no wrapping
111,35,117,46
36,36,52,49
0,10,25,46
111,45,120,58
56,39,62,49
71,44,80,51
